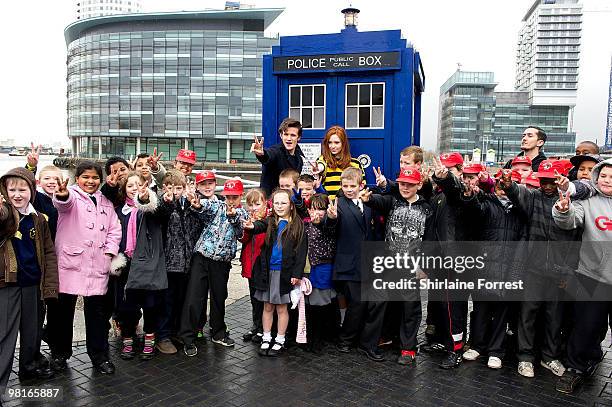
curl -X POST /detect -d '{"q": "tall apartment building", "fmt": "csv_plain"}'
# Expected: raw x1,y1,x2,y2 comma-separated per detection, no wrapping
76,0,142,20
515,0,582,107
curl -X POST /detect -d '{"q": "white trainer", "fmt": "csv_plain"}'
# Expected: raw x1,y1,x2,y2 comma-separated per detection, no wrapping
541,359,566,377
518,361,535,378
462,349,480,361
488,356,502,369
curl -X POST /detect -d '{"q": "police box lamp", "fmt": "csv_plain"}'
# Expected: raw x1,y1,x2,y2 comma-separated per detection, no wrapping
341,6,360,28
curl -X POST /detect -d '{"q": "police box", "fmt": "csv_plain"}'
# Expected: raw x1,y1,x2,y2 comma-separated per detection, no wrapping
262,18,425,184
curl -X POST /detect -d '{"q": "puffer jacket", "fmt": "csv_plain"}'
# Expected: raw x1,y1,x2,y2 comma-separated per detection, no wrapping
162,196,203,274
192,199,247,262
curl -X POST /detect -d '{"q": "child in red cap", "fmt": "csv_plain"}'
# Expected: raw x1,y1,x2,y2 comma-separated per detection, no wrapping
499,161,582,379
361,166,434,366
178,178,248,356
511,156,533,182
174,149,197,177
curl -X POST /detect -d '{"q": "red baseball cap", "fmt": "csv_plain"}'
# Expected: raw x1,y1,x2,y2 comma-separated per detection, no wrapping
524,172,540,188
537,160,566,179
195,170,216,184
395,166,422,184
439,152,464,168
463,163,485,175
558,159,573,176
495,169,522,183
176,149,197,165
511,156,532,167
221,179,244,196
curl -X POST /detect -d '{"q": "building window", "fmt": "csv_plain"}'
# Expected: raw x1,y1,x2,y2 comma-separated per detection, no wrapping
345,82,384,129
288,84,325,129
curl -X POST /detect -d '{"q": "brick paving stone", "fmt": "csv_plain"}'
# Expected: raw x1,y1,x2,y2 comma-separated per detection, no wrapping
3,296,612,406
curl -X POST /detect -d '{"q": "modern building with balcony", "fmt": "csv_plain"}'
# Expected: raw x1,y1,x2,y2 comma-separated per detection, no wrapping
64,9,282,161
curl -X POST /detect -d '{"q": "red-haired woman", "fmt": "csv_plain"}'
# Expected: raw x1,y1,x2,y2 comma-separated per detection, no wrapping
314,126,364,199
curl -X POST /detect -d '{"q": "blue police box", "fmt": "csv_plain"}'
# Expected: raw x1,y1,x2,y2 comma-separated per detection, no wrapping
262,8,425,184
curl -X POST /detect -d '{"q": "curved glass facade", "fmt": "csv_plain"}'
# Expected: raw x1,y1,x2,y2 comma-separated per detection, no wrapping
67,14,278,161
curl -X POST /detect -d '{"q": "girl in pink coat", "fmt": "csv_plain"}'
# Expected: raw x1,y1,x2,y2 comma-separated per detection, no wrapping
46,161,122,375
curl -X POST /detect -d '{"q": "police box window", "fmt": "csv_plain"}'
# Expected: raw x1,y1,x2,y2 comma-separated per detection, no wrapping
345,83,384,129
289,84,325,129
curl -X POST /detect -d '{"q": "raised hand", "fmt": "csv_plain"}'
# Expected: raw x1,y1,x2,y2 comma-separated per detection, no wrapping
147,147,163,171
250,135,264,156
226,201,237,217
187,191,201,209
555,170,570,192
433,156,449,179
555,190,571,213
308,207,321,224
242,216,254,229
291,188,302,203
478,170,490,183
359,187,372,203
309,161,323,179
106,170,119,187
163,190,174,203
373,166,387,189
498,169,513,189
463,183,480,197
327,198,338,219
186,178,196,196
138,180,150,202
55,178,70,200
27,143,42,168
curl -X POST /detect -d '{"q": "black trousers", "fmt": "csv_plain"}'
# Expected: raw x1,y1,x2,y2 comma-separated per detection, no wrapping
399,299,422,352
441,298,468,352
248,279,263,334
158,273,189,341
566,300,610,374
46,293,112,366
179,254,231,345
337,281,386,351
517,300,564,363
470,301,508,358
108,274,141,332
0,286,42,390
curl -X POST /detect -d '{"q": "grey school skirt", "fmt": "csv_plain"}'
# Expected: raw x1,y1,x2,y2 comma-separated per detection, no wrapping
254,269,291,305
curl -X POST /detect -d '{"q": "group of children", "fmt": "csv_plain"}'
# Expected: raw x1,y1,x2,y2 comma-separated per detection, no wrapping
0,121,610,397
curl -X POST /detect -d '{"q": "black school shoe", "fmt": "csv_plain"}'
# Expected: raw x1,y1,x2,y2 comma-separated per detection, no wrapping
243,330,254,342
439,351,463,369
258,341,271,356
19,365,54,380
50,355,68,372
358,345,385,362
251,333,263,344
267,342,286,357
336,342,351,353
94,360,115,375
556,370,584,394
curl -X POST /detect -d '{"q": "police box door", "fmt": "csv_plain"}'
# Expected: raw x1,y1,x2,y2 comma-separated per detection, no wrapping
336,75,393,185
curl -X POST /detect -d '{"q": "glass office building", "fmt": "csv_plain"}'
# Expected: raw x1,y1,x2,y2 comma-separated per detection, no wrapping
438,71,575,163
64,9,282,161
438,71,496,156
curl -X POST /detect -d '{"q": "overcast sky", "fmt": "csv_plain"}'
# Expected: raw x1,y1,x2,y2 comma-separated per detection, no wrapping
1,0,610,151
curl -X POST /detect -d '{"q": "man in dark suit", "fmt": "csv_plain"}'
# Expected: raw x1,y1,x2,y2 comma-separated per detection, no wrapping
252,117,305,196
325,167,385,361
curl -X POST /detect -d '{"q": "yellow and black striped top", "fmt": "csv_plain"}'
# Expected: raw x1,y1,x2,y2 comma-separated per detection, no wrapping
316,155,365,199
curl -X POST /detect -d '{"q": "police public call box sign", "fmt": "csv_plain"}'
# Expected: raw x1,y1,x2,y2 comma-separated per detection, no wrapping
272,51,401,73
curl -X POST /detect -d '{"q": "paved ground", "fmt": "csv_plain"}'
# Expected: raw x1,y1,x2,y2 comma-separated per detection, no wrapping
4,296,612,407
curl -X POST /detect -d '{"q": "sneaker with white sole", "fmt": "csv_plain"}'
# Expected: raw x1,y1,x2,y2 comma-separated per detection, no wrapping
541,359,566,377
488,356,502,369
463,349,480,361
518,361,535,378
